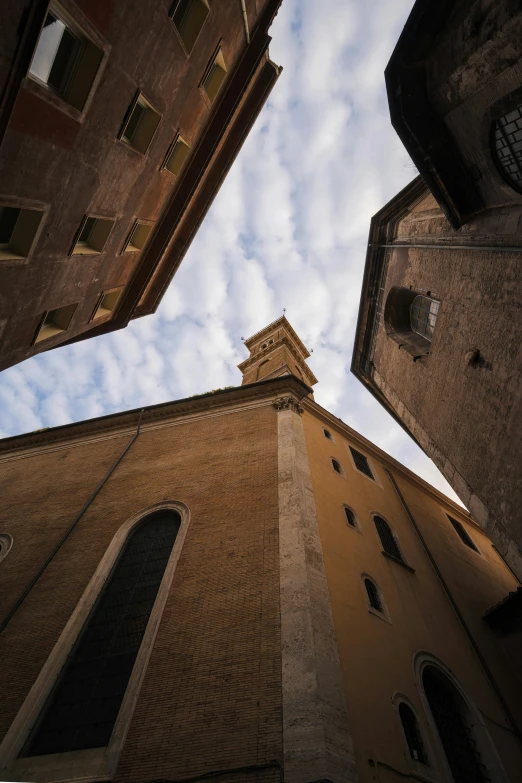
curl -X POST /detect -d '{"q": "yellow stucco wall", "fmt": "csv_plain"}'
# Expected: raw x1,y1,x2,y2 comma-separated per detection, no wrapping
302,407,522,782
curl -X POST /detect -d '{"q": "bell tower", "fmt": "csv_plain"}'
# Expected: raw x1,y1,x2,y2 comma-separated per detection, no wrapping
237,316,318,388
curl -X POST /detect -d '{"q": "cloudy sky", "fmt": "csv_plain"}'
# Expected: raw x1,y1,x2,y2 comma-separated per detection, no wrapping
0,0,462,504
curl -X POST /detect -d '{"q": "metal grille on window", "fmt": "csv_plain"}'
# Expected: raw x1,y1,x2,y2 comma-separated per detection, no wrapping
492,105,522,193
344,507,356,527
448,516,479,552
364,578,382,612
423,668,491,783
22,511,181,757
399,703,429,766
374,516,404,562
349,447,374,479
410,295,439,341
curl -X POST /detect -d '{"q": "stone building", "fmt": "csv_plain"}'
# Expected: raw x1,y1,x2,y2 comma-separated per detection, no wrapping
1,316,522,783
352,0,522,578
0,0,283,371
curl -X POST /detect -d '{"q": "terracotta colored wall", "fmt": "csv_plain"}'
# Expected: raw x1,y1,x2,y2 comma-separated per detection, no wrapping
302,408,522,782
0,403,282,782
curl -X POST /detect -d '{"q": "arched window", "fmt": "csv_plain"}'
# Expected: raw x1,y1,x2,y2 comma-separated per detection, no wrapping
410,295,439,341
364,578,383,612
374,515,404,562
323,428,333,441
491,104,522,193
0,533,13,564
399,703,429,766
423,666,490,782
448,515,479,552
22,510,181,757
344,507,356,528
331,458,342,475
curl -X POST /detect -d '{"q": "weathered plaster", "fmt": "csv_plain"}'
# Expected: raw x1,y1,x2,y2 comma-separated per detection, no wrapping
276,403,357,783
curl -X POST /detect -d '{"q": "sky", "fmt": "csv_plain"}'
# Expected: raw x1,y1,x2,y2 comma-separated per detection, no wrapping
0,0,463,505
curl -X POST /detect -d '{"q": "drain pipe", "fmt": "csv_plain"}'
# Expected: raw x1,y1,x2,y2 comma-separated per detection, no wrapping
0,409,145,636
239,0,250,43
385,468,522,743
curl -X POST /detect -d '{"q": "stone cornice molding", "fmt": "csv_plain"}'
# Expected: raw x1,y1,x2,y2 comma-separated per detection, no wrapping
0,377,311,460
300,396,482,531
273,396,304,415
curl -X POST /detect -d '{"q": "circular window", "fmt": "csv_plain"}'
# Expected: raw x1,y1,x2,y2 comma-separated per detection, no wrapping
491,105,522,193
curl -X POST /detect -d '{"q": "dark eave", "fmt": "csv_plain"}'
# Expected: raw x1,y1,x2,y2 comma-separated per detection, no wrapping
484,587,522,635
350,176,428,444
385,0,485,229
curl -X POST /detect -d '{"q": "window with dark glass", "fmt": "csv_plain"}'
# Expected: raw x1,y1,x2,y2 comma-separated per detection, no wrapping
323,428,333,441
332,458,342,474
492,104,522,193
0,205,44,260
29,7,103,111
410,296,439,341
21,510,180,757
172,0,209,54
423,667,490,782
399,703,429,765
349,447,374,479
344,507,356,528
374,516,404,562
448,516,479,552
121,95,161,154
364,578,382,612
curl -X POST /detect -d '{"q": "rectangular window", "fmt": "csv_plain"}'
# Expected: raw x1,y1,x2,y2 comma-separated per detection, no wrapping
163,135,191,176
123,221,153,252
448,516,479,552
29,6,103,111
202,48,227,104
92,289,122,320
120,95,161,154
349,447,374,480
172,0,209,54
71,216,115,255
34,302,78,343
0,206,44,260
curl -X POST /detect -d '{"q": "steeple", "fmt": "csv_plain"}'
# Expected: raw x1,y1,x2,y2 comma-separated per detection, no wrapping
237,316,318,387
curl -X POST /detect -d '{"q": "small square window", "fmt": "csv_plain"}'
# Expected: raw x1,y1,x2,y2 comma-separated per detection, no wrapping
172,0,209,54
0,206,44,260
163,135,191,176
71,216,115,255
349,447,374,480
120,95,161,154
92,289,122,320
202,48,227,104
29,6,103,111
123,221,153,252
35,302,77,343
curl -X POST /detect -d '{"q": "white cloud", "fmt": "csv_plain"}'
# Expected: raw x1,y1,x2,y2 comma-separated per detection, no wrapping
0,0,463,506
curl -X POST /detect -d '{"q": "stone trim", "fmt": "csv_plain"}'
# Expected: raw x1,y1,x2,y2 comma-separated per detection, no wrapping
273,396,304,415
276,407,357,782
0,501,191,783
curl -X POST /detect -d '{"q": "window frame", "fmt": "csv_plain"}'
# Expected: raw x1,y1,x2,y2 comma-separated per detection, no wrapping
26,2,107,118
121,219,154,253
200,44,227,107
118,92,162,155
490,102,522,195
170,0,210,56
70,214,115,255
372,513,413,571
347,445,382,487
0,501,191,782
410,295,440,342
33,302,79,344
0,202,46,264
447,515,481,554
331,457,344,477
322,428,334,442
162,132,191,176
90,287,123,322
361,574,390,622
392,694,432,775
342,505,359,531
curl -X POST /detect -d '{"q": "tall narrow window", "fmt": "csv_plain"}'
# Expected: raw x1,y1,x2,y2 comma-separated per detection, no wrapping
172,0,209,54
29,6,103,111
399,703,429,765
410,296,439,341
423,667,490,782
364,578,382,612
163,135,191,176
374,516,404,563
492,104,522,193
22,511,180,757
202,48,227,103
323,428,333,441
344,507,356,528
448,516,479,552
349,447,374,479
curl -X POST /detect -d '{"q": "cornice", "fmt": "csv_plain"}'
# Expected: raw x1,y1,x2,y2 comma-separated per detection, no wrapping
0,376,311,460
243,316,311,358
238,335,318,386
301,396,482,530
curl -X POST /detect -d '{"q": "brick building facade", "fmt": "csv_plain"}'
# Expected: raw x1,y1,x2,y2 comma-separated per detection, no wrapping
352,0,522,578
0,0,283,371
1,317,522,783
